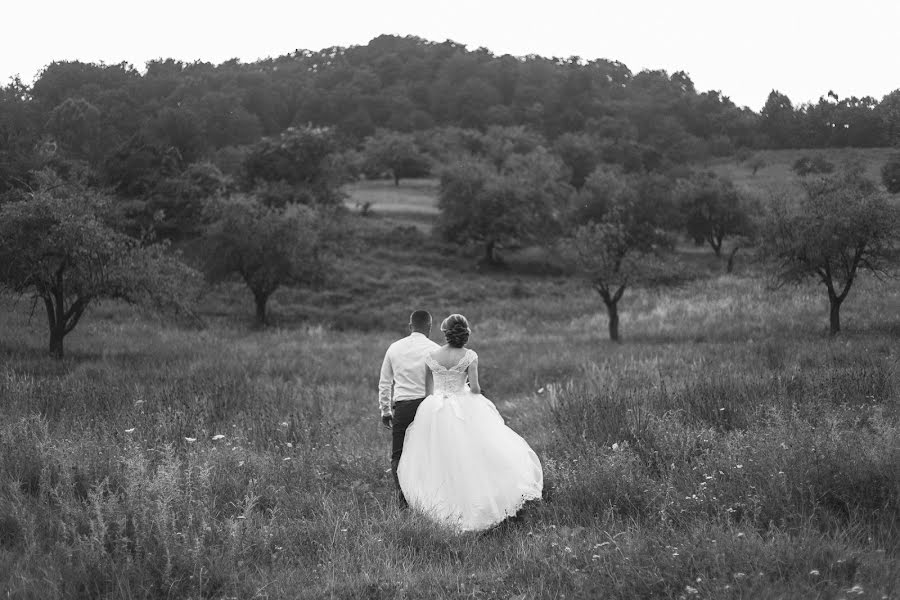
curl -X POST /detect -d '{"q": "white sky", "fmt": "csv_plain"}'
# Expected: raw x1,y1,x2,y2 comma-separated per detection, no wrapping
2,0,898,111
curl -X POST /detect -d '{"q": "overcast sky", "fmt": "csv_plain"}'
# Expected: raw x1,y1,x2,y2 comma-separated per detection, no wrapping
2,0,898,111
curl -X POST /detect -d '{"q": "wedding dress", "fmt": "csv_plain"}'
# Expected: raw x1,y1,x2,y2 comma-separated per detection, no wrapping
397,349,543,531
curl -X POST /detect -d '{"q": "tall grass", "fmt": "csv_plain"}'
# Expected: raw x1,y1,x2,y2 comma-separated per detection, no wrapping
2,263,898,598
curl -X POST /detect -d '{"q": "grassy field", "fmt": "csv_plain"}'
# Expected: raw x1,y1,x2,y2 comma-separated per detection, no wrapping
1,151,899,599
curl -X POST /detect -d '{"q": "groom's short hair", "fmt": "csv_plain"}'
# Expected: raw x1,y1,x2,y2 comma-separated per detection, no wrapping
409,310,432,330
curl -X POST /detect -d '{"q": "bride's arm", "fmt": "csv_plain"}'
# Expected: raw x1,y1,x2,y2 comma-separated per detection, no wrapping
467,359,481,394
425,365,434,396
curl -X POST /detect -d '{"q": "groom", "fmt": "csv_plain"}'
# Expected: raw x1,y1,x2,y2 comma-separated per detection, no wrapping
378,310,439,509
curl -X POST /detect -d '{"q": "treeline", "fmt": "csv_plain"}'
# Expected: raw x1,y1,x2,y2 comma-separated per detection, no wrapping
4,34,899,200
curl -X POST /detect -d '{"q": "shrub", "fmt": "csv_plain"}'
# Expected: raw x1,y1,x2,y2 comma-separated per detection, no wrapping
881,152,900,193
792,154,836,176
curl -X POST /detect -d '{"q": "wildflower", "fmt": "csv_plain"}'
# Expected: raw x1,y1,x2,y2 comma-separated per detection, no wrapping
672,552,679,557
124,428,135,433
537,387,545,394
185,437,197,443
236,516,246,520
734,572,746,579
281,422,289,427
809,570,820,576
612,443,619,451
283,457,291,461
594,542,610,548
285,442,293,448
719,407,725,411
847,585,864,595
685,585,698,594
735,464,743,469
737,532,745,538
564,547,572,553
340,528,348,532
212,434,225,441
238,461,245,466
592,554,601,560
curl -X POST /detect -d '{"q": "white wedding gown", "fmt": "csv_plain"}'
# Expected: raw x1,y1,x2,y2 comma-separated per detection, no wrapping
397,349,543,531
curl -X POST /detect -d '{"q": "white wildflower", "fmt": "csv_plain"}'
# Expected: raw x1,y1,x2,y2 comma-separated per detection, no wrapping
124,428,135,433
685,585,698,594
212,434,225,441
184,437,196,443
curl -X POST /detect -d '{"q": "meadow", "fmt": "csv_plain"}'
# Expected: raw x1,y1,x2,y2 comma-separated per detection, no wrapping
1,152,899,599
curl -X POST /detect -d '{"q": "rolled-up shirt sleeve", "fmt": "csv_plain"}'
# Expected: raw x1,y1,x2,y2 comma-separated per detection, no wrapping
378,350,394,416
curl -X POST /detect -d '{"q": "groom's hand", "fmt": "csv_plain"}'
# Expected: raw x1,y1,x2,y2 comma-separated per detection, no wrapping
381,415,393,430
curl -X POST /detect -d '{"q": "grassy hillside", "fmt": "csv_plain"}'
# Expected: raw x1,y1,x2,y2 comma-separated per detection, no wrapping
1,149,899,599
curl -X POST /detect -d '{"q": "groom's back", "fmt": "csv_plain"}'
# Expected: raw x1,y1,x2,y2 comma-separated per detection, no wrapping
385,333,440,401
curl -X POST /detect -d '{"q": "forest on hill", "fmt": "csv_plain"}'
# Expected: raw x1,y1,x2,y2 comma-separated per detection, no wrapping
2,33,900,200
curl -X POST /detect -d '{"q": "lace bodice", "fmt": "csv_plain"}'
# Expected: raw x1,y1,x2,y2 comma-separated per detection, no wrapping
426,349,477,397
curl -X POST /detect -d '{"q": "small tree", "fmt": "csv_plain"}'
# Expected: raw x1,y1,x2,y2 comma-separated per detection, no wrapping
360,130,431,185
203,196,328,325
0,186,200,358
241,126,343,206
678,172,756,261
480,125,545,173
761,167,900,335
570,168,674,341
437,150,571,265
746,154,767,176
553,132,600,189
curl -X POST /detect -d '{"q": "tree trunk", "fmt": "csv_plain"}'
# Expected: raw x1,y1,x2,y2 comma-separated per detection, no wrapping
829,295,842,336
49,327,65,359
726,246,740,273
254,291,270,326
484,240,498,264
605,300,620,342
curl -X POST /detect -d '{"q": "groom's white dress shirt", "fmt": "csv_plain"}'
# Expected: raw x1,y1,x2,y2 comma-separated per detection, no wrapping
378,332,440,417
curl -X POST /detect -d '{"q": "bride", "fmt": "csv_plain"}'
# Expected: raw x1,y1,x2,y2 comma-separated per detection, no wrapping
397,314,543,532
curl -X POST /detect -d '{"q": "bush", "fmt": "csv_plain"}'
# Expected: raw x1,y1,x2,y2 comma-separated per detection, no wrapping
881,152,900,193
792,154,836,176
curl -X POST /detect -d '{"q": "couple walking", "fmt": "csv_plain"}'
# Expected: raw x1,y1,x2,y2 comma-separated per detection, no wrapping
378,311,543,532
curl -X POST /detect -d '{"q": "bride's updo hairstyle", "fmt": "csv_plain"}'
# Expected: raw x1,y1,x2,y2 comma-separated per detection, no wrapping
441,314,470,348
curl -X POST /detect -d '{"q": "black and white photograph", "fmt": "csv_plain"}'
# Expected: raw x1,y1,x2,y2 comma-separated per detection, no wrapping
1,1,899,597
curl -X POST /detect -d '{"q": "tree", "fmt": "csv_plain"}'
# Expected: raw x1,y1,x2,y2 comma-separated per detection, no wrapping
745,154,767,176
554,132,600,189
760,90,798,148
677,172,757,264
569,168,674,341
241,126,343,206
0,181,200,358
480,125,545,172
203,196,328,325
761,167,900,335
360,129,431,185
437,150,571,264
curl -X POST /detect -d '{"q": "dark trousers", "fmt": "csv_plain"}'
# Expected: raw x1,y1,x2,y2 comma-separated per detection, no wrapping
390,397,425,507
